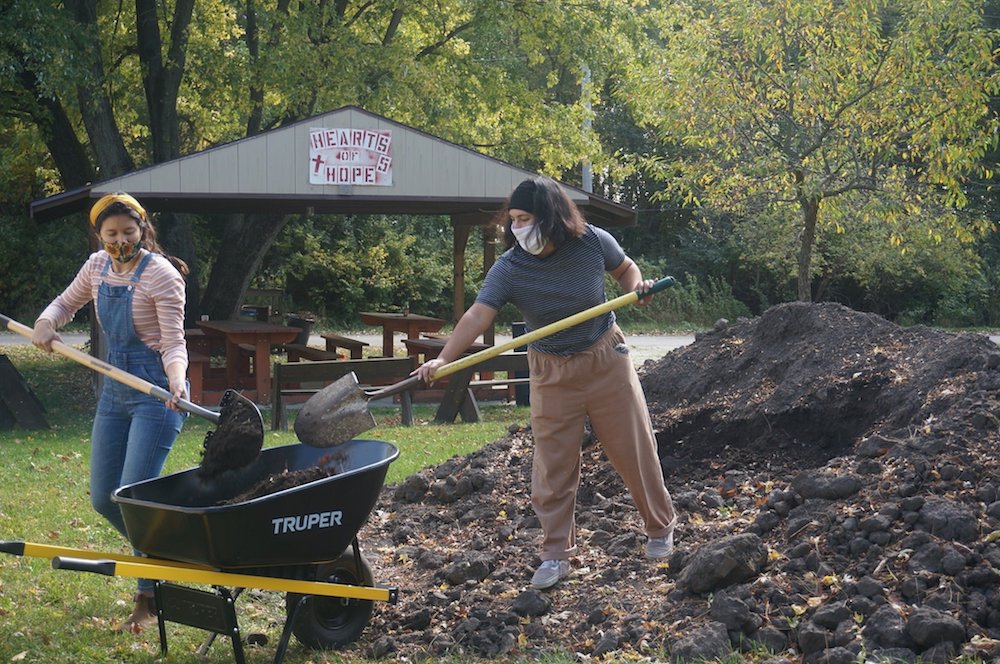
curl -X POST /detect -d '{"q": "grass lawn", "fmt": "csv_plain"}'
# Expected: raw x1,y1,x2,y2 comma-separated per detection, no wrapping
0,343,530,663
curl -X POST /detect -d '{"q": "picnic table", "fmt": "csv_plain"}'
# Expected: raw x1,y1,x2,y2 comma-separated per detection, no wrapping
196,320,299,404
359,311,446,358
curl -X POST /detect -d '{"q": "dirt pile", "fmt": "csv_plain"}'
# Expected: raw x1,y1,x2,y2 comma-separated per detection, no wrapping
348,302,1000,663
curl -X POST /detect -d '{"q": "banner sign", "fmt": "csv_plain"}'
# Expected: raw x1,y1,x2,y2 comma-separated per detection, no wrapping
309,127,393,186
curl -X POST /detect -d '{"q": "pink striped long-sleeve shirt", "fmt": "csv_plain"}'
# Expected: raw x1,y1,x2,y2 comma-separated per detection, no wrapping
36,250,188,373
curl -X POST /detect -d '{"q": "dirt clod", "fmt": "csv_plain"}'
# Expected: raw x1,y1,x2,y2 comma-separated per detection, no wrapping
197,390,264,480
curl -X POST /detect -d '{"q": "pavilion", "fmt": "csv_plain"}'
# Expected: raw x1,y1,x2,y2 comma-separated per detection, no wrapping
30,105,637,335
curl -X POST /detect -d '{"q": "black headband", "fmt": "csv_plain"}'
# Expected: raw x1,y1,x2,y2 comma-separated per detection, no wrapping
508,179,537,213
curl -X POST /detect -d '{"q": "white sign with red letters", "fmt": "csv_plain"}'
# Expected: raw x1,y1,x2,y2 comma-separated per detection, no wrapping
308,127,393,186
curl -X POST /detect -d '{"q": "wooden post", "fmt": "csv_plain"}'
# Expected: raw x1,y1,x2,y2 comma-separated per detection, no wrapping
452,224,470,324
482,223,498,346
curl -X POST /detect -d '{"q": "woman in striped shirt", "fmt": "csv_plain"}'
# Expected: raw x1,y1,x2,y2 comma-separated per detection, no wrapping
32,192,189,632
415,176,677,591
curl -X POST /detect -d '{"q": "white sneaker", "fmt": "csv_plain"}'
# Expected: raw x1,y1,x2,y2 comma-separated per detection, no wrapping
530,559,570,589
645,531,674,559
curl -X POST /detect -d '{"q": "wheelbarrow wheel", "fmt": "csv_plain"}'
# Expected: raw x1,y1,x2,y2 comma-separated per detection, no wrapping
285,551,374,649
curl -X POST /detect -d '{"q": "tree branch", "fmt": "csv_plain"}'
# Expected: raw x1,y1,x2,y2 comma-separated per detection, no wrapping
382,8,403,46
416,21,475,59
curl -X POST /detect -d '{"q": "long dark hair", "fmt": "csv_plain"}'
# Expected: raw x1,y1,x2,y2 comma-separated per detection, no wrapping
92,201,190,277
496,176,587,251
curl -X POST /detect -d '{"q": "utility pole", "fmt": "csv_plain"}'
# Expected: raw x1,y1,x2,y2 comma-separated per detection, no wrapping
581,62,593,193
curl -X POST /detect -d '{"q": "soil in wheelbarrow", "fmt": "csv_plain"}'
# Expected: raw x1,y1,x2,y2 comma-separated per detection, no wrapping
219,465,336,505
324,301,1000,662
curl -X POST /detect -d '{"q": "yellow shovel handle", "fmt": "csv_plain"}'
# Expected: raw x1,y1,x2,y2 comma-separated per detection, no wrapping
432,276,677,381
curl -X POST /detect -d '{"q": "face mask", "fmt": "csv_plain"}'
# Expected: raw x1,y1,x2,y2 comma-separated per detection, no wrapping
512,224,547,255
103,240,143,263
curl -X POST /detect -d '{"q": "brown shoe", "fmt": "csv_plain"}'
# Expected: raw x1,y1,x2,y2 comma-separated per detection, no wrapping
117,592,157,634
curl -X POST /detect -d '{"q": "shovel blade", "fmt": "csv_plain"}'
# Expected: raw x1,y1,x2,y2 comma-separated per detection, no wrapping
197,390,266,480
295,372,377,447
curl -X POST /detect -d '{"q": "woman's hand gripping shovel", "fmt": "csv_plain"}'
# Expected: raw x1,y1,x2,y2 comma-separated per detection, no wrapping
294,276,677,447
0,314,264,480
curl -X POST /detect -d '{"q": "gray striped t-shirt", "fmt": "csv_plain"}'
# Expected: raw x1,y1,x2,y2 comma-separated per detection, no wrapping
476,224,626,355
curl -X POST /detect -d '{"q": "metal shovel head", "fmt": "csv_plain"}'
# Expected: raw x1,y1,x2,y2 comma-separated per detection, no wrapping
197,389,266,480
295,372,377,448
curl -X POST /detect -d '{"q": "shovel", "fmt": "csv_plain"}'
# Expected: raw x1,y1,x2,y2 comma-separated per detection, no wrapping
294,276,678,447
0,314,264,479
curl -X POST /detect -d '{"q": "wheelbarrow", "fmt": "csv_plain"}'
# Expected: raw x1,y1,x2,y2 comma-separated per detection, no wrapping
0,438,399,664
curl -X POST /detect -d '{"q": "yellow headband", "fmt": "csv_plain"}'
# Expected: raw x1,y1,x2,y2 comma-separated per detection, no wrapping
89,193,147,226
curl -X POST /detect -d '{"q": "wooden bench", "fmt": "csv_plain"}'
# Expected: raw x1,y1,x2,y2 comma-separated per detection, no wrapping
321,333,369,359
402,336,491,363
284,343,342,362
435,352,529,424
272,356,417,431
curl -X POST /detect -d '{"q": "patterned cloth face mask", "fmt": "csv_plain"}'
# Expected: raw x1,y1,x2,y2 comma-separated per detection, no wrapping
103,240,143,263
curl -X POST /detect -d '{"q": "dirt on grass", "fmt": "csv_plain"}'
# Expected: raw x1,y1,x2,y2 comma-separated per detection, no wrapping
324,301,1000,663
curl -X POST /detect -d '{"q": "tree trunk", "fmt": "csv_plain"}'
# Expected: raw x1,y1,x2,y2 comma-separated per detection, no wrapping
64,0,134,178
15,68,94,188
135,0,195,163
156,212,201,325
132,0,197,317
796,199,819,302
200,214,291,320
245,0,263,137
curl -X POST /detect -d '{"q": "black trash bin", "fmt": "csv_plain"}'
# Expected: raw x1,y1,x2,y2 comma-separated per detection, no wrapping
512,321,530,406
286,315,314,345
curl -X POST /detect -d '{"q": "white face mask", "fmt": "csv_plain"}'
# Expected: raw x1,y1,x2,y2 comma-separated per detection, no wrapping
511,224,547,255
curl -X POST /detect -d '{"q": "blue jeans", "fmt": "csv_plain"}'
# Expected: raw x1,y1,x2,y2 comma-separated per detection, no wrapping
91,380,182,591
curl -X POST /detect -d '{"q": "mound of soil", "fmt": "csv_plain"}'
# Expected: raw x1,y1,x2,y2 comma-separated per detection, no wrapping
336,302,1000,662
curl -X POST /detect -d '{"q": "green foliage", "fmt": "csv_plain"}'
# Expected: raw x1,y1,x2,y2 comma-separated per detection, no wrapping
980,229,1000,327
622,0,999,300
816,196,989,321
0,118,84,319
258,214,459,323
611,257,751,329
0,214,89,321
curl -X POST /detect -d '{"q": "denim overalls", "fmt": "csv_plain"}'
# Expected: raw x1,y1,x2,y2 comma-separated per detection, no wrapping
90,254,184,590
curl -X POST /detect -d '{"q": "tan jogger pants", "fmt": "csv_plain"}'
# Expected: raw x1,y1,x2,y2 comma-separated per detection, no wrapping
528,324,677,561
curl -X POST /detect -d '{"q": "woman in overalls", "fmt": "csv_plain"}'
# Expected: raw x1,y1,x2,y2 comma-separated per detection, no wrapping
32,192,189,632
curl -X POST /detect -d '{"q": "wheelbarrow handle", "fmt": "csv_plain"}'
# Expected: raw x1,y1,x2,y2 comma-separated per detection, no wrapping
0,312,221,424
0,540,26,555
52,556,117,577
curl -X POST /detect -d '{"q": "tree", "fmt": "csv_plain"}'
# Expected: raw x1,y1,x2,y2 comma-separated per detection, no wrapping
1,0,648,320
622,0,999,301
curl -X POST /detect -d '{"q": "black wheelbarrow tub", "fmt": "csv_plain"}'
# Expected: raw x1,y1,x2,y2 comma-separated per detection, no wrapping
112,439,398,570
